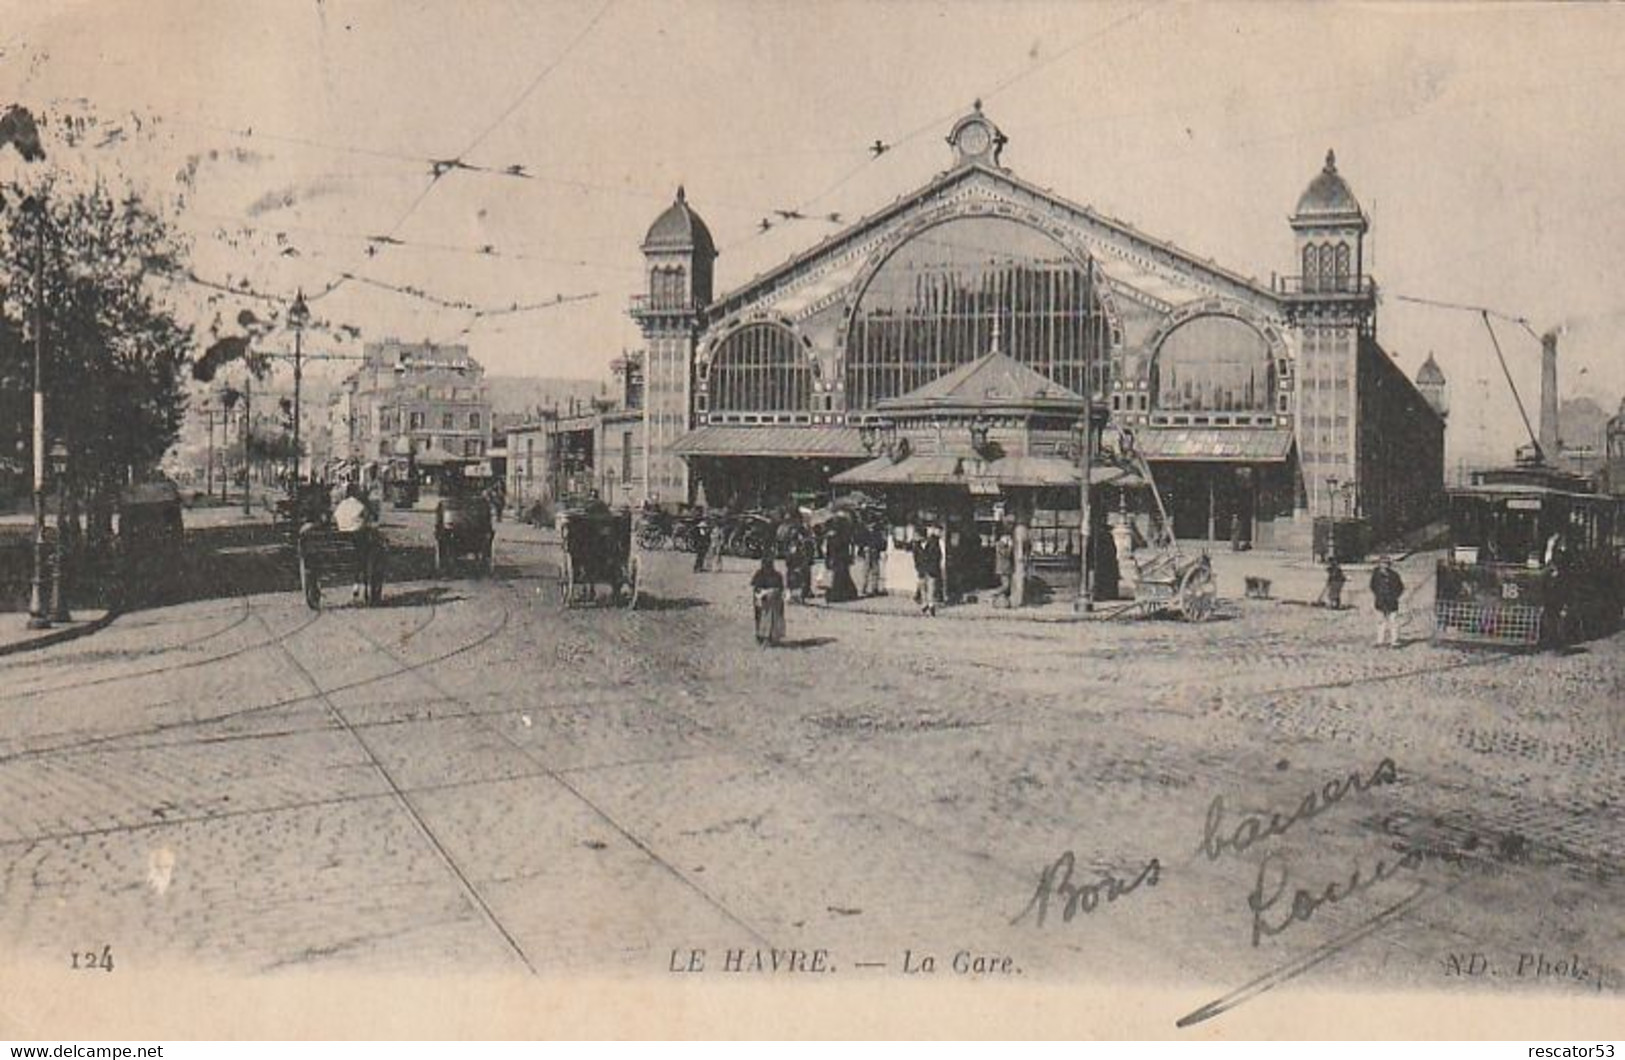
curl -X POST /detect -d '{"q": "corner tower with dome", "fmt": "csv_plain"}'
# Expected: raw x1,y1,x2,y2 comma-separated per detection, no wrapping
628,107,1446,568
630,186,716,501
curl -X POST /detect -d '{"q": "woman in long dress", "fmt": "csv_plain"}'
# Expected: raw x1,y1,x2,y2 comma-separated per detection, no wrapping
751,554,787,647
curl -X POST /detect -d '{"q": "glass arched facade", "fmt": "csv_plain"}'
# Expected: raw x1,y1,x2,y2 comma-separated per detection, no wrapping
707,323,814,412
1151,314,1274,412
844,216,1110,409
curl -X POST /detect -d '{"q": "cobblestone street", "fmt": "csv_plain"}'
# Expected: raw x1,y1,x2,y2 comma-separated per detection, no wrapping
1,519,1621,1029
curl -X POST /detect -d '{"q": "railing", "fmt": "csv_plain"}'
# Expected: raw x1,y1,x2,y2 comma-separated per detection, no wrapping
1276,275,1377,296
628,294,700,315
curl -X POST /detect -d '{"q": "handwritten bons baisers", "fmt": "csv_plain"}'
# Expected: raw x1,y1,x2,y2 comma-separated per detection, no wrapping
1014,757,1404,941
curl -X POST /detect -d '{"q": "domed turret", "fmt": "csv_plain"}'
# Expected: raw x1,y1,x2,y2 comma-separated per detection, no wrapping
1293,150,1365,223
635,186,716,314
641,185,716,258
1415,352,1448,419
1289,149,1368,297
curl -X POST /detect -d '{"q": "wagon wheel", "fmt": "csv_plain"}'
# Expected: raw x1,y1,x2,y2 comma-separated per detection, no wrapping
300,552,322,611
557,551,574,609
1178,563,1217,622
624,554,640,610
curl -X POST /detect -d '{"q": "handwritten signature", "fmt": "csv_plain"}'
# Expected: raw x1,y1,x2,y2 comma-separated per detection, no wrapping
1009,851,1161,928
1009,755,1452,1027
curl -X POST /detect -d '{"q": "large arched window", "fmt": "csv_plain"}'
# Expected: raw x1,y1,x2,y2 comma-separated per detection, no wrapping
707,323,813,412
845,216,1110,408
1151,315,1275,412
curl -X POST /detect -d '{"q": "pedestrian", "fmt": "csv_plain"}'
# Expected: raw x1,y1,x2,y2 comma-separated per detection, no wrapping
914,525,942,616
824,514,859,603
993,520,1015,607
692,512,712,573
750,554,787,647
1370,554,1405,648
785,522,813,603
333,484,378,602
1318,558,1347,609
861,518,886,597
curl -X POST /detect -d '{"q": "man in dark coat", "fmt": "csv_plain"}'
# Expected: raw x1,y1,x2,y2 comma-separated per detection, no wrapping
913,526,942,616
1370,555,1405,647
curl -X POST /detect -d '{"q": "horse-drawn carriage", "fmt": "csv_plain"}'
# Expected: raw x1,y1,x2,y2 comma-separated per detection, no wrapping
434,493,495,576
557,504,638,608
297,525,384,610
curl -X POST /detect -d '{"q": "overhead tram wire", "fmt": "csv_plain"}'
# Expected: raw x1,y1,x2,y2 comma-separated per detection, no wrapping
1390,291,1547,457
307,0,618,307
721,0,1166,253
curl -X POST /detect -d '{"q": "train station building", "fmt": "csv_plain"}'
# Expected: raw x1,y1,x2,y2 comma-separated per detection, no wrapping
630,104,1446,554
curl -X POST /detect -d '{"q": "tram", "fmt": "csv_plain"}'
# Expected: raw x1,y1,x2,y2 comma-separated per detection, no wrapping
1434,459,1625,647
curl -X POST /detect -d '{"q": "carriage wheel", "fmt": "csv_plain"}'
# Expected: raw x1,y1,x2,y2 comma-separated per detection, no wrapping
1178,565,1216,622
624,556,640,610
557,553,574,609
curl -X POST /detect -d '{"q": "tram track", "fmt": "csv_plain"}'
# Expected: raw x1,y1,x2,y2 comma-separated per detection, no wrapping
336,593,775,951
0,589,502,767
253,606,539,975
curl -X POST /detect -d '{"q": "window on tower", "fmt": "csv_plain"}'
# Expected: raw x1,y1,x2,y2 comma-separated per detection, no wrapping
1302,244,1320,292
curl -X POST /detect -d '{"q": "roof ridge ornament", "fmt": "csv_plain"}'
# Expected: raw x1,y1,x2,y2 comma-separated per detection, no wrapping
1324,149,1337,174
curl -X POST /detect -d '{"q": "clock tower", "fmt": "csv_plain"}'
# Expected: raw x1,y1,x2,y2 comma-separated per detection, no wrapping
946,100,1007,167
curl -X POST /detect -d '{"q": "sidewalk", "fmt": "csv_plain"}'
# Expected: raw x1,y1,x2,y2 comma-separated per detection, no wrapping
0,607,116,657
793,546,1439,624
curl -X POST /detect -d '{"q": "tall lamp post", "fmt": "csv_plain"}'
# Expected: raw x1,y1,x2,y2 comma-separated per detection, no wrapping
1073,402,1109,613
47,441,69,623
25,196,49,629
287,289,310,482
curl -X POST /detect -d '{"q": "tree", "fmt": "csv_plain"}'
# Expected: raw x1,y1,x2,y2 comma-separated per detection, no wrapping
0,173,193,538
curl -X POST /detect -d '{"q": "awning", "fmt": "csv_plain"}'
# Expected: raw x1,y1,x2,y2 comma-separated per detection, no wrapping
670,425,867,458
832,454,1081,489
1135,428,1293,463
415,445,467,467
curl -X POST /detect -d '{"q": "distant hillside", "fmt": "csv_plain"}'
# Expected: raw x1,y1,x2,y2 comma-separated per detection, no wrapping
486,376,610,421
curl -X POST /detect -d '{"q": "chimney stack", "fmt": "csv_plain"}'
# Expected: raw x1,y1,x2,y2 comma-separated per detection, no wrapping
1539,330,1560,460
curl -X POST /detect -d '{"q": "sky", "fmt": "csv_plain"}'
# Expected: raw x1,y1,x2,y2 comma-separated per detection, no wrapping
2,0,1624,466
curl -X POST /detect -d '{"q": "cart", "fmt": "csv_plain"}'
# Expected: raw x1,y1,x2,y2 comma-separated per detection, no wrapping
1127,546,1217,621
557,505,638,608
434,494,495,576
297,525,384,610
1102,437,1218,622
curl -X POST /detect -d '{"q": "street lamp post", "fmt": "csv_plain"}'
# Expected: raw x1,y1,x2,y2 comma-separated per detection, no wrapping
288,289,310,482
1073,403,1108,613
25,197,48,629
241,371,253,516
1075,415,1093,613
47,441,69,623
